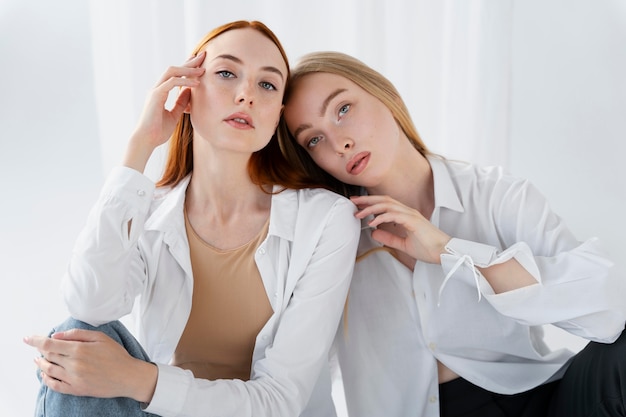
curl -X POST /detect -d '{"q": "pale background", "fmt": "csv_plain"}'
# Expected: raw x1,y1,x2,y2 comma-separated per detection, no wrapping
1,0,625,415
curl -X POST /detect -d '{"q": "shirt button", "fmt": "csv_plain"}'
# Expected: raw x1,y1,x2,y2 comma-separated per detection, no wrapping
137,189,145,197
258,247,266,255
429,395,438,403
428,342,436,351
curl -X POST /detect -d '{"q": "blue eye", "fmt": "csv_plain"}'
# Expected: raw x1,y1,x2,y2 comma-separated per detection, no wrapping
339,104,350,116
217,70,235,78
259,81,277,91
307,136,321,148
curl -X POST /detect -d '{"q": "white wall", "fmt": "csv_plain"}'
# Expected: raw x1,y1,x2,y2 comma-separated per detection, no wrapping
1,1,624,415
0,1,101,415
509,0,626,348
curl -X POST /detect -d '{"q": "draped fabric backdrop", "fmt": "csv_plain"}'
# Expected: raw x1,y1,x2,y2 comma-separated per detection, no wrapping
89,0,515,181
1,1,625,415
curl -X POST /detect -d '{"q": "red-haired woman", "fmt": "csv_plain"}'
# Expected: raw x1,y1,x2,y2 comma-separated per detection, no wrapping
25,22,359,417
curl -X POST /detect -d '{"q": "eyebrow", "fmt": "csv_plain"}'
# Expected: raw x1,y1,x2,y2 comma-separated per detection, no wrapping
213,54,285,80
320,88,347,117
293,88,347,141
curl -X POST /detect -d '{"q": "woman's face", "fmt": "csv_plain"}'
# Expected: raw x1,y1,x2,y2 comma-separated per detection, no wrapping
283,72,402,188
189,28,287,154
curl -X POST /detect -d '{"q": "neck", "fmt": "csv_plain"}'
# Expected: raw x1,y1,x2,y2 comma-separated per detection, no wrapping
187,141,271,222
367,146,434,218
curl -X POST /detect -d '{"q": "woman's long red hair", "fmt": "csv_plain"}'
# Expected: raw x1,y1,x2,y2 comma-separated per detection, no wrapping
157,20,324,191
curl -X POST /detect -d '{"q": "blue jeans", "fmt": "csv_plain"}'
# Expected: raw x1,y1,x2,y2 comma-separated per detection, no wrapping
34,318,158,417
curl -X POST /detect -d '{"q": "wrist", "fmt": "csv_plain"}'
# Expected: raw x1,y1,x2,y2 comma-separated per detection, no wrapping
131,360,158,404
122,135,155,173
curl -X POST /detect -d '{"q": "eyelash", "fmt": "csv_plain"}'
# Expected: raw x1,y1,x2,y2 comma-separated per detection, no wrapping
259,81,277,91
216,71,277,91
305,103,351,149
306,136,321,149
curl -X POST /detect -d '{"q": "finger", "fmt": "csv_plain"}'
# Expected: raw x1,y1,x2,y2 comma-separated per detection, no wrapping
169,87,192,118
43,351,67,366
24,335,67,357
51,328,104,343
356,202,404,221
186,50,206,67
23,335,48,349
154,66,205,89
35,356,58,371
350,194,394,206
35,357,65,381
368,211,418,232
39,370,72,395
370,228,406,251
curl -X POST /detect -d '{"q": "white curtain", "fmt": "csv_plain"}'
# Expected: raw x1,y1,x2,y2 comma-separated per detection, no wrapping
88,0,514,180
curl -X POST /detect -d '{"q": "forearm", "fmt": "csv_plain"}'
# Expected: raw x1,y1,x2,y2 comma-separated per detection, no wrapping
478,257,538,294
122,132,157,174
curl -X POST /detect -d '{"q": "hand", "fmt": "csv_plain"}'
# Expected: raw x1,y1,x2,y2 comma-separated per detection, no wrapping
123,51,207,172
24,329,157,403
351,195,451,264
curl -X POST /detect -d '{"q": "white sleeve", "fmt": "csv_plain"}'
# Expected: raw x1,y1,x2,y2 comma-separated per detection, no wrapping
62,166,155,326
439,178,626,343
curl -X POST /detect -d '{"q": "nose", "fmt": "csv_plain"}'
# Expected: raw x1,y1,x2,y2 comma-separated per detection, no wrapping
235,80,255,106
333,136,354,156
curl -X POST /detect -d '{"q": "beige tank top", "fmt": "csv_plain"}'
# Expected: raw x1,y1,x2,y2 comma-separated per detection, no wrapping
171,210,273,381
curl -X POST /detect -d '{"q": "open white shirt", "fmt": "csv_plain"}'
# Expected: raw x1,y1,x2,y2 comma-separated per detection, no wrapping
61,166,360,417
333,156,626,417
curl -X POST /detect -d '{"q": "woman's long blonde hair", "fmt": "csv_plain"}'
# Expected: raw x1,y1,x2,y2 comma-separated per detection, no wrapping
278,51,430,197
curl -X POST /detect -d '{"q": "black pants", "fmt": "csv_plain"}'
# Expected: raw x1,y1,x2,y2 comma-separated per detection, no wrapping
439,329,626,417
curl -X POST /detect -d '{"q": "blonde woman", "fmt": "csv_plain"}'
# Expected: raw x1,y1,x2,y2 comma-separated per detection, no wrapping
279,51,626,417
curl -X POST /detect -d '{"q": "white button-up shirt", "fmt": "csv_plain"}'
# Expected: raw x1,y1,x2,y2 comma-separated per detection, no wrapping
62,167,360,417
334,156,626,417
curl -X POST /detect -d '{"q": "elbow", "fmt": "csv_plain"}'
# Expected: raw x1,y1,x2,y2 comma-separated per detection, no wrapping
62,274,130,327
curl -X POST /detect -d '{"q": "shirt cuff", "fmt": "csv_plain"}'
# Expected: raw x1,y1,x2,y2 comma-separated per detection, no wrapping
142,364,191,415
102,166,155,211
440,238,542,301
444,238,499,268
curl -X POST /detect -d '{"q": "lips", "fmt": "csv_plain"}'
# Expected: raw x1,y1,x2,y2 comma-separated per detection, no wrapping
346,152,370,175
225,112,254,129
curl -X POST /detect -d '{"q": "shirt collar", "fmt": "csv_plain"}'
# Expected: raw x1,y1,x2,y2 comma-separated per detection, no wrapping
428,155,465,213
267,185,297,242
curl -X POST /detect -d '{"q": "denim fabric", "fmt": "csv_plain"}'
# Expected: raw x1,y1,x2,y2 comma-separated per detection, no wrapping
34,318,158,417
